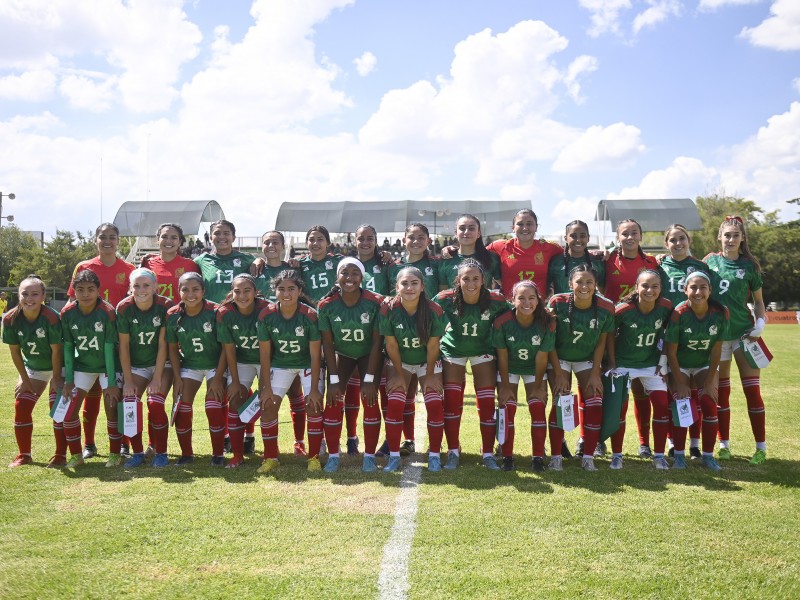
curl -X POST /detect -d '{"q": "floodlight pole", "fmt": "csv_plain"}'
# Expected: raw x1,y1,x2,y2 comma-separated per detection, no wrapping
0,191,15,228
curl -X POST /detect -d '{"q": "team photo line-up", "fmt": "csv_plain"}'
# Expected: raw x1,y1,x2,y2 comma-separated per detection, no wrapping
3,209,769,474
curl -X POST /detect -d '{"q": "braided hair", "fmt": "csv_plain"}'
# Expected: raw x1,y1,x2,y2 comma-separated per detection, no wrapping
271,269,315,308
616,219,647,260
452,258,491,318
456,214,493,272
563,220,593,272
393,266,433,345
567,264,598,334
718,216,762,273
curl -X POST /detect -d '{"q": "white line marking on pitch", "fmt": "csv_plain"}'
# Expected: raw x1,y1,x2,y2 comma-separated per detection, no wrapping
377,399,428,600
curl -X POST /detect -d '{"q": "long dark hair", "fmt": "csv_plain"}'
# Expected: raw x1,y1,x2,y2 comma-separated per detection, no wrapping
452,258,491,317
456,214,492,272
175,272,206,327
404,222,431,260
393,266,433,344
271,269,315,308
567,264,598,334
156,223,186,246
509,280,550,330
563,220,593,271
616,219,647,260
356,224,381,263
95,222,119,238
306,225,331,245
210,219,236,236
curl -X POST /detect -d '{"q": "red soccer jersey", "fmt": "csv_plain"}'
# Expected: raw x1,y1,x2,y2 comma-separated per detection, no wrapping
603,251,659,303
68,257,135,307
141,254,201,301
487,238,563,297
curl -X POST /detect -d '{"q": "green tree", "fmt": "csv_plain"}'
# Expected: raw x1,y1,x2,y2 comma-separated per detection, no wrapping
9,230,98,290
693,193,772,258
0,225,40,286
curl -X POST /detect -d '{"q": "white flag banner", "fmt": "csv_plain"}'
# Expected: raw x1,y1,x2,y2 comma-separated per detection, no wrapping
237,391,261,424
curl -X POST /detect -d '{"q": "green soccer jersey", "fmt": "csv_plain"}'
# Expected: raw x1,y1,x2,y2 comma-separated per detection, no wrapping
491,311,555,376
437,252,501,290
665,301,730,369
659,256,709,306
378,299,446,365
434,289,510,358
360,255,391,295
217,298,271,365
61,300,118,375
254,262,290,301
548,293,615,362
387,255,441,299
300,254,344,304
116,295,172,368
257,303,321,369
704,253,763,339
166,301,222,370
194,251,256,304
547,254,606,296
317,289,383,359
2,305,62,371
614,298,673,369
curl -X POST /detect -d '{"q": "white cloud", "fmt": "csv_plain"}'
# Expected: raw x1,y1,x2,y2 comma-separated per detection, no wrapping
0,0,202,112
740,0,800,51
59,73,117,111
553,123,645,172
632,0,682,35
794,77,800,94
609,157,718,199
564,55,598,102
552,196,600,223
354,51,377,76
579,0,633,37
698,0,762,11
0,68,56,101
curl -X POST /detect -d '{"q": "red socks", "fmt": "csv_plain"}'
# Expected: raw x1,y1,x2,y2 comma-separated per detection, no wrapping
289,393,306,442
424,390,444,453
633,389,651,447
175,402,193,456
443,383,464,451
610,399,629,455
501,400,518,458
13,391,37,456
323,402,344,455
476,387,496,454
650,390,670,454
580,394,603,458
742,376,766,444
261,415,279,459
385,390,405,453
205,396,227,456
344,375,360,438
147,393,168,454
716,377,731,441
81,383,102,446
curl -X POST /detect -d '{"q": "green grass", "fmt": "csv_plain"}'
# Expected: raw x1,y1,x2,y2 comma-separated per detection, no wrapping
1,326,799,598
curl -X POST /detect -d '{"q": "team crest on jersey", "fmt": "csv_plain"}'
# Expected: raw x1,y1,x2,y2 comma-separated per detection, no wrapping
176,268,185,277
480,311,490,321
233,258,242,267
735,269,745,279
360,313,370,324
94,322,104,332
589,319,597,329
654,319,663,329
153,316,161,327
532,335,541,345
295,326,305,337
612,269,620,276
36,327,46,338
325,260,333,270
535,252,544,265
203,322,213,333
425,267,433,276
116,273,126,284
709,325,718,335
372,265,381,273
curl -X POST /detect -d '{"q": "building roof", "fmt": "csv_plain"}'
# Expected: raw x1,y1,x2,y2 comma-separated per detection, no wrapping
112,200,225,236
595,198,702,232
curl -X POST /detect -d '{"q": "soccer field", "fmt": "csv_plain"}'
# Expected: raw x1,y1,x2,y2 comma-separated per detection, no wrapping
1,326,799,599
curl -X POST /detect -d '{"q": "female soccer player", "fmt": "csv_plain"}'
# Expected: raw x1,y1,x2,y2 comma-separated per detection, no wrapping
379,267,446,472
548,220,605,296
257,270,323,472
115,268,173,468
318,258,384,472
547,265,615,472
217,274,271,468
704,216,767,464
438,214,501,291
167,273,228,466
665,271,729,471
608,270,673,470
493,281,554,472
140,223,200,302
194,220,256,304
486,209,563,297
61,270,120,468
3,275,63,468
67,223,134,460
299,225,344,305
434,259,509,470
603,219,660,460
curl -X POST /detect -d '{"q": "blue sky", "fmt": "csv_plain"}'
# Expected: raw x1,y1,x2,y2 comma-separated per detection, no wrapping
1,0,798,242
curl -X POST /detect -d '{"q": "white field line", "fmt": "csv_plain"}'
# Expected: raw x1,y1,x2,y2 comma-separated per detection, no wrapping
377,396,428,600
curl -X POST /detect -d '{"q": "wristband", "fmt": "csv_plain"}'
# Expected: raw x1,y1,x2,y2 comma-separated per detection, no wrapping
329,375,340,384
363,374,374,383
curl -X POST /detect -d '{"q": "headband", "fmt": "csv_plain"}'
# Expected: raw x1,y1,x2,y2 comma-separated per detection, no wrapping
130,268,157,284
337,257,366,278
685,270,711,284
